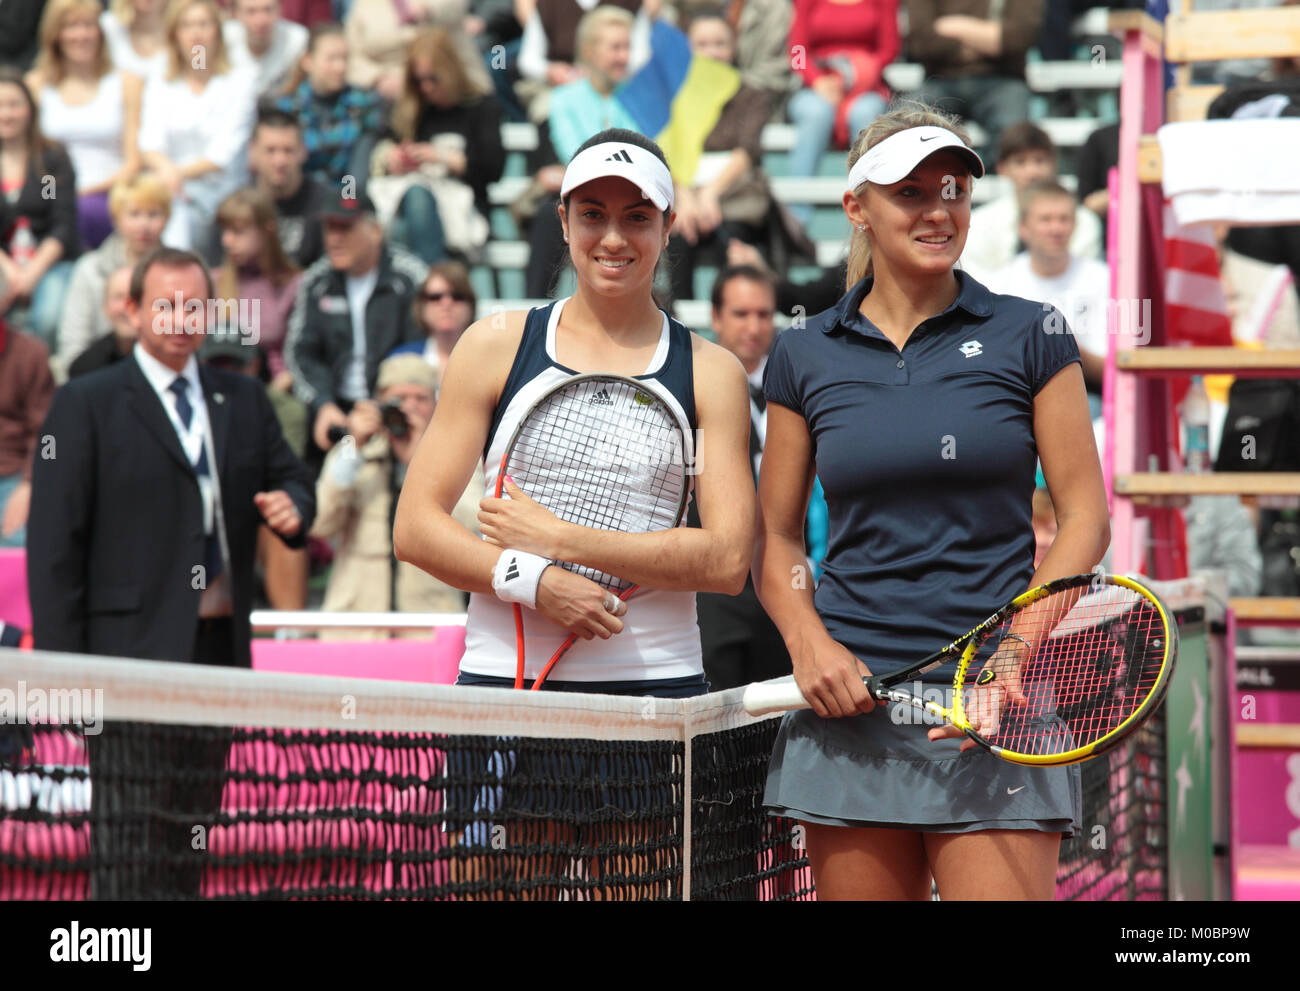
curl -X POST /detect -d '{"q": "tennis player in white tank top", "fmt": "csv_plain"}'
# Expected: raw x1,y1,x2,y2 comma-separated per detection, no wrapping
394,128,755,694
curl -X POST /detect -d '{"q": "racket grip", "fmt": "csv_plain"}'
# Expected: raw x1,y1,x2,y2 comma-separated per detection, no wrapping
742,680,813,717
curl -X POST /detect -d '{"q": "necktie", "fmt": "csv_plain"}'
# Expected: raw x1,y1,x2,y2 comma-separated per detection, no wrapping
169,377,192,429
749,382,766,413
169,377,222,580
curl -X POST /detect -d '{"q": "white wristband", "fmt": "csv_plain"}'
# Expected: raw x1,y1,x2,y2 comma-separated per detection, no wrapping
492,549,551,608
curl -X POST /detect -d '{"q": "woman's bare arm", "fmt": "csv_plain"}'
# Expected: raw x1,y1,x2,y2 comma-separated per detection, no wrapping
753,401,874,718
393,313,524,594
1031,363,1110,584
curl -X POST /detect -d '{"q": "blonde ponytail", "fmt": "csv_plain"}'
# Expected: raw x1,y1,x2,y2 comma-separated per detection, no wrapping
845,225,873,291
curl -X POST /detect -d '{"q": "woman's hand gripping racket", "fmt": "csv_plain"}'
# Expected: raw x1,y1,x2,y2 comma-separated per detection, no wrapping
491,373,691,690
743,574,1178,766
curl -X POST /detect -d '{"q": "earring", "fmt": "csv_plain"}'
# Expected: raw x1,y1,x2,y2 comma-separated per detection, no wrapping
856,224,867,232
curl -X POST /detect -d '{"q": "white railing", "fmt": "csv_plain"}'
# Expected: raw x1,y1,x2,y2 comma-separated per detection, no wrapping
249,611,467,632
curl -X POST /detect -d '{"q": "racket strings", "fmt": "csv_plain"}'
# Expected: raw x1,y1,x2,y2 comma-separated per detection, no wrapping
961,586,1168,758
504,378,688,592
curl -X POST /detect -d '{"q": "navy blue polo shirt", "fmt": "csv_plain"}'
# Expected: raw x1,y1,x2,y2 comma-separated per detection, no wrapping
763,270,1081,679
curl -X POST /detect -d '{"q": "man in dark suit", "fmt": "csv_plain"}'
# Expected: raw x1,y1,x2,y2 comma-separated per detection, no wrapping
693,265,791,692
27,246,315,898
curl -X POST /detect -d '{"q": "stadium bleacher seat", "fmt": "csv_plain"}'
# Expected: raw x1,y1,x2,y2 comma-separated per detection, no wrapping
1026,60,1124,92
881,62,925,93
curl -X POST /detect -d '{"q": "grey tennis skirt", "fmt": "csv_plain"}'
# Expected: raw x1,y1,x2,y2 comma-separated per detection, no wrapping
764,701,1083,835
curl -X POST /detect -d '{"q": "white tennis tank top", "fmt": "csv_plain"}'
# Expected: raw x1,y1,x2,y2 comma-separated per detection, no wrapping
459,297,703,683
40,73,126,191
100,12,166,82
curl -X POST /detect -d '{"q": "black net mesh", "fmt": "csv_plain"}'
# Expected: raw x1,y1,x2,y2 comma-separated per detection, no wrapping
1,718,812,900
690,721,814,901
1056,711,1168,900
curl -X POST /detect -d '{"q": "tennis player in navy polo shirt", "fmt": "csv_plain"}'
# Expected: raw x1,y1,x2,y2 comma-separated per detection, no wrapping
754,103,1110,901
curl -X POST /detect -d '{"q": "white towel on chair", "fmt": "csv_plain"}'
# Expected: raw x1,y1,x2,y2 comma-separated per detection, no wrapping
1158,119,1300,225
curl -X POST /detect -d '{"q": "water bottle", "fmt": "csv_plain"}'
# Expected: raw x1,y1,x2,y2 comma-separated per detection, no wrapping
1180,376,1211,473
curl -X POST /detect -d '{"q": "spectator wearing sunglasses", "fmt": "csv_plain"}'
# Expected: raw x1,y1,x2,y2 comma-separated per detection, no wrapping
385,260,476,378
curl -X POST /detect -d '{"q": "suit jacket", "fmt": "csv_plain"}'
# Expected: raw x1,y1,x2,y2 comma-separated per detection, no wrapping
27,355,316,668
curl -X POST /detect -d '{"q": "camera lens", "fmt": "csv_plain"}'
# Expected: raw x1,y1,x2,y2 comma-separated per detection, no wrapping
381,400,410,439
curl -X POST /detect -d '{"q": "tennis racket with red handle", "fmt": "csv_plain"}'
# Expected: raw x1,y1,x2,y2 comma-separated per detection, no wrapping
495,373,692,689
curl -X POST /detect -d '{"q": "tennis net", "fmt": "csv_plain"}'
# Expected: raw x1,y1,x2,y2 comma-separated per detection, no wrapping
0,649,1167,900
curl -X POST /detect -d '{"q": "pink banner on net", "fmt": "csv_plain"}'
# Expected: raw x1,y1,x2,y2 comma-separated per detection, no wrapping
252,628,466,685
0,550,30,630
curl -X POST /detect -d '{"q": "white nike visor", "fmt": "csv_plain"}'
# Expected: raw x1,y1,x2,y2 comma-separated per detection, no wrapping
845,125,985,193
561,141,675,212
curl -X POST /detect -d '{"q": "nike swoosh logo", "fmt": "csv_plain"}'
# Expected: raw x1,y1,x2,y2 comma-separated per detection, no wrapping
919,135,938,142
1006,786,1026,795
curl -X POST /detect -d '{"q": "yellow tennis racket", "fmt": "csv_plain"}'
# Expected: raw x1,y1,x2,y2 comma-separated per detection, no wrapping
743,574,1177,766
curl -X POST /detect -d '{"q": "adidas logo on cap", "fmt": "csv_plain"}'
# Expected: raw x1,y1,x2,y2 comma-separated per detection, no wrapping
605,149,633,164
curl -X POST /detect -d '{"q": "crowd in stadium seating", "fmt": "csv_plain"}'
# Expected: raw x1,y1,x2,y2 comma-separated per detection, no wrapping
10,0,1278,674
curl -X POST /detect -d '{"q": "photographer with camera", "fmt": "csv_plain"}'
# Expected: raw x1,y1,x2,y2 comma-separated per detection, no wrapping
311,353,483,640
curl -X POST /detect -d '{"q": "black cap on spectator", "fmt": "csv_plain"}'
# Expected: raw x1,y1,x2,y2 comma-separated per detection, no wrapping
201,327,257,364
203,335,255,363
321,190,377,221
